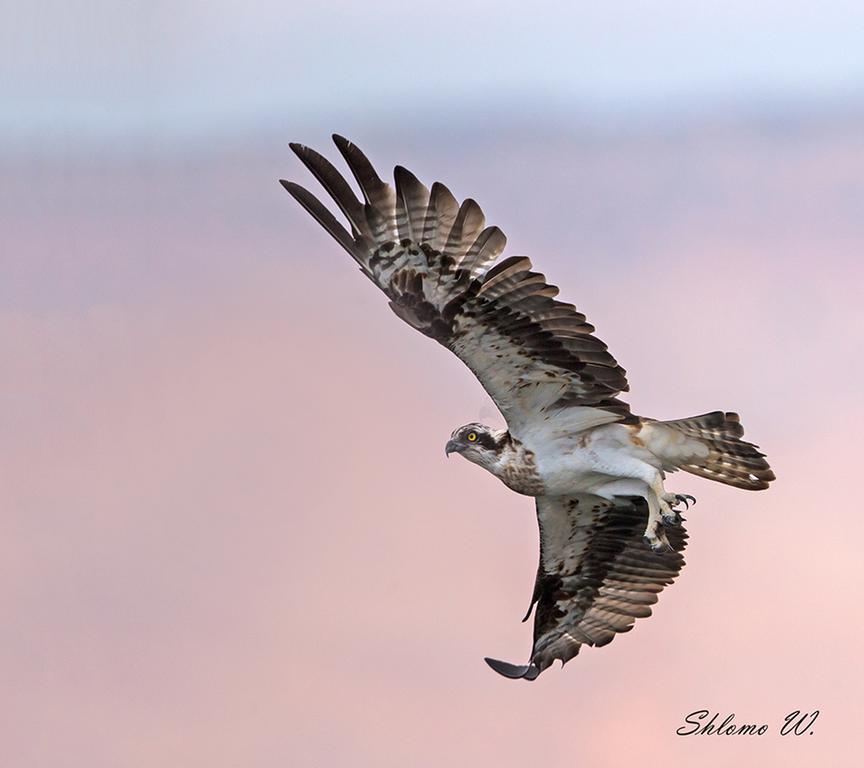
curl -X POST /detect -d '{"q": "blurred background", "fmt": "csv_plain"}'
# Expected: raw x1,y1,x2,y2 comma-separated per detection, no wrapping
3,2,863,766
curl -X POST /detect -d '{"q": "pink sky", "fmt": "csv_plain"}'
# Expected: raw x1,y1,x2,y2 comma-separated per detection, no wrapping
3,122,863,766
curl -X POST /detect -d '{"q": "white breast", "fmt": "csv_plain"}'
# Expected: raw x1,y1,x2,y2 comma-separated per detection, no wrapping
519,421,660,497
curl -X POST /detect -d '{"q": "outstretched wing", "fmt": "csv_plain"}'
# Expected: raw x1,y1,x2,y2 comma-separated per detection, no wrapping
282,136,631,431
485,495,687,681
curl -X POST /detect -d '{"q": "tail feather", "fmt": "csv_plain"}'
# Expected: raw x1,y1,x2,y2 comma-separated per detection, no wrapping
657,411,775,491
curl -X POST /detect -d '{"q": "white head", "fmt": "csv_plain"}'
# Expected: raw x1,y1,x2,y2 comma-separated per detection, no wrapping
444,422,508,472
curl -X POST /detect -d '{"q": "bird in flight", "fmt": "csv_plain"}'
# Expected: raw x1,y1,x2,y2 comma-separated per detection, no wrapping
281,136,775,681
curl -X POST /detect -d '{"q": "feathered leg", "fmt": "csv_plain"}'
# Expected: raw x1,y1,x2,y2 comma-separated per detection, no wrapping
643,475,686,552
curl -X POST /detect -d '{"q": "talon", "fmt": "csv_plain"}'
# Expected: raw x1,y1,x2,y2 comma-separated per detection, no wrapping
661,509,680,526
643,534,672,553
674,494,696,510
643,528,673,553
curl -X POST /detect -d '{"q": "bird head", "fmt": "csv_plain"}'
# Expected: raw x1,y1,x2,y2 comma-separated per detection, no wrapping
445,423,504,470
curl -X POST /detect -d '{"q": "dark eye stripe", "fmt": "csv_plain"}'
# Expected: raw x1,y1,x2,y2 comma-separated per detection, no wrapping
477,433,498,450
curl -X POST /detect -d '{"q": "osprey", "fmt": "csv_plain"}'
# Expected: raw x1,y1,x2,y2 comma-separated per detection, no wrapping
282,136,775,680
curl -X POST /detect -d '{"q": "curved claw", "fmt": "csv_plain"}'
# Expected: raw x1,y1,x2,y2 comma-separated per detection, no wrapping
674,494,696,510
661,510,681,527
643,534,674,553
484,657,540,681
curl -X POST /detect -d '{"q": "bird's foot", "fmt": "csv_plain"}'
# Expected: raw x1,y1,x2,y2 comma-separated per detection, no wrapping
674,493,696,509
660,493,696,525
642,519,673,553
658,496,679,527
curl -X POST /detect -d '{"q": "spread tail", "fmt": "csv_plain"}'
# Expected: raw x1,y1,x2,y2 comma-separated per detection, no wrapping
651,411,775,491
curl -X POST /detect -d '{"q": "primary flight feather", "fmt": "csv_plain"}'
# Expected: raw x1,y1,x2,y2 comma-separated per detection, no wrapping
282,135,775,680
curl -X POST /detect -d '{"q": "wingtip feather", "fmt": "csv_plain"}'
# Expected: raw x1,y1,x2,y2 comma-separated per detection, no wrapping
484,657,540,681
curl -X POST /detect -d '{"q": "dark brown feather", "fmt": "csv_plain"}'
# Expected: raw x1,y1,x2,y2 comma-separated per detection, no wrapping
444,199,486,261
529,496,686,675
279,181,363,266
394,165,430,243
461,226,507,276
289,143,372,246
423,182,460,252
486,495,686,680
283,137,632,423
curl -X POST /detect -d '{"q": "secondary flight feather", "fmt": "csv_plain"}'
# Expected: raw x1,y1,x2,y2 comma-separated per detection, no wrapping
282,136,774,680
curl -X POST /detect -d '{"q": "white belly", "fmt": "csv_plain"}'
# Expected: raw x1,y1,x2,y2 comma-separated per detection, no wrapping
523,422,662,497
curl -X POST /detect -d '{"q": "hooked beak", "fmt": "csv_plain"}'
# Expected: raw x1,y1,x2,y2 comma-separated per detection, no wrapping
445,439,463,457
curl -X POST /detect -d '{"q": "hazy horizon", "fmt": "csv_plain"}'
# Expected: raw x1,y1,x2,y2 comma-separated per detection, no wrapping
7,1,864,147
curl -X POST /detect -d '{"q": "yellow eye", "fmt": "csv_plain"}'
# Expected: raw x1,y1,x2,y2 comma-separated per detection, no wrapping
466,432,478,442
